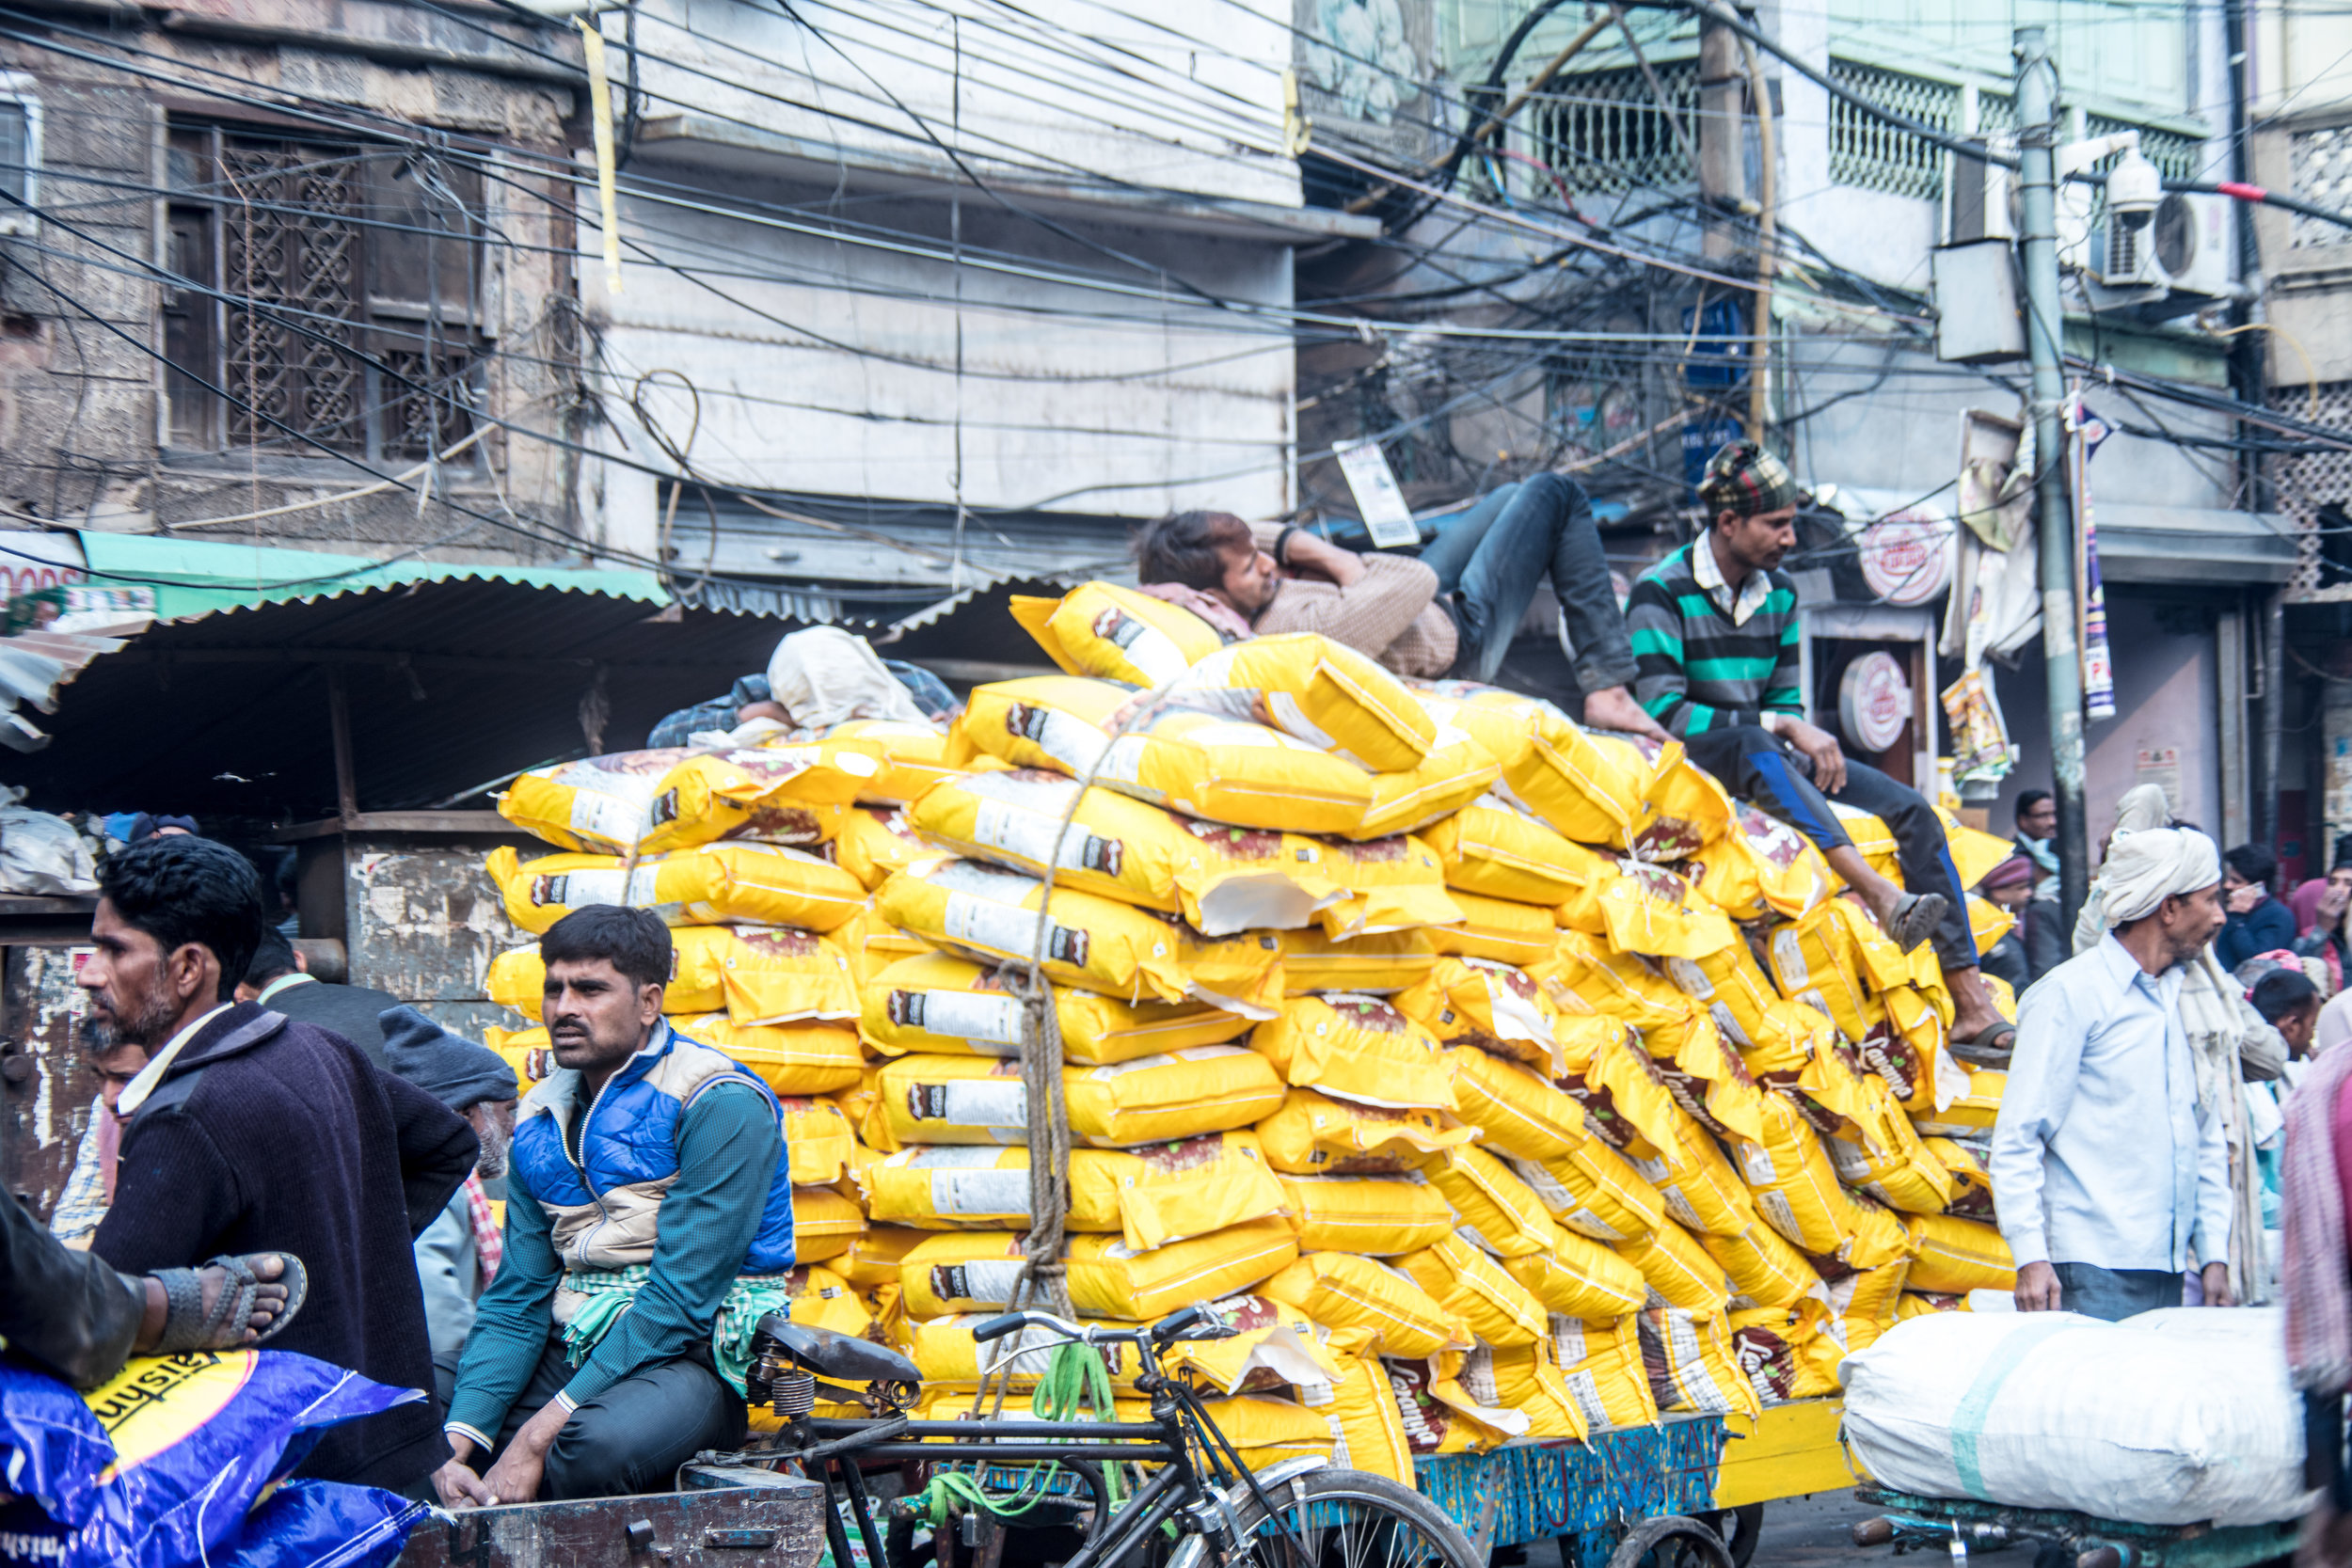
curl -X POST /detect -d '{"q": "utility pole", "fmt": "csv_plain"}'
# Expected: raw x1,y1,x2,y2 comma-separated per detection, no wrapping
2015,25,2090,924
1695,17,1746,263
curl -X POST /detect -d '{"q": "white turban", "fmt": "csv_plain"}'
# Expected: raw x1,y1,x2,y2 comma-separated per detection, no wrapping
2110,783,2173,838
2100,826,2221,927
766,626,930,733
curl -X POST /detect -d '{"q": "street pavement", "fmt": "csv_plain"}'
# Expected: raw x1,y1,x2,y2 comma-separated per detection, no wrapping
1510,1489,1886,1568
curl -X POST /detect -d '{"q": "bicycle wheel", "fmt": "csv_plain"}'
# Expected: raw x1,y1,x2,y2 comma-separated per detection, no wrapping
1191,1468,1483,1568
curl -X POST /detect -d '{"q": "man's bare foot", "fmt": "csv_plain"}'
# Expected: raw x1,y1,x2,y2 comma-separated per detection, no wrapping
1581,686,1672,745
135,1253,301,1354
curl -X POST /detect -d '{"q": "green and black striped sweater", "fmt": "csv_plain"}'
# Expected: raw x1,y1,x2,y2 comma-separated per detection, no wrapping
1624,542,1803,737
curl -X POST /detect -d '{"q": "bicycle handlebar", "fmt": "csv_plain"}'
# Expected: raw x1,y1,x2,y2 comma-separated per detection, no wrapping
967,1305,1237,1347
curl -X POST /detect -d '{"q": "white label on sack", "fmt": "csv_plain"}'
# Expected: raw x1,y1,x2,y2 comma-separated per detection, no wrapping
1025,711,1111,778
1708,1001,1753,1049
1461,1344,1500,1406
1824,1136,1871,1183
970,797,1091,875
1549,1314,1589,1365
1560,1367,1611,1431
1480,973,1551,1043
1732,1142,1777,1186
1505,1155,1574,1209
568,782,657,847
933,1168,1032,1216
916,990,1025,1047
903,1147,1005,1169
1556,1207,1628,1242
1265,692,1340,752
909,1080,1028,1129
537,865,664,910
1095,736,1155,798
932,1258,1025,1306
942,893,1038,961
1120,626,1189,685
1770,929,1810,991
1663,957,1712,1000
1658,1187,1706,1231
1755,1190,1804,1246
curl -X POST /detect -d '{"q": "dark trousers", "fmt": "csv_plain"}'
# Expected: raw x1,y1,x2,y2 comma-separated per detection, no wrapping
1,1190,142,1389
1416,474,1638,692
480,1335,748,1498
1680,723,1977,973
2052,1262,2184,1323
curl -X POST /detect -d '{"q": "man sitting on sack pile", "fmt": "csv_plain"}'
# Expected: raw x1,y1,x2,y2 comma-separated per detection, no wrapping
433,906,795,1505
1132,474,1672,744
1624,438,2015,1056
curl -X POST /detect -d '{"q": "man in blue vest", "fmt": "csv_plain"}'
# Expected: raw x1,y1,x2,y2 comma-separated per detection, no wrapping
430,906,794,1505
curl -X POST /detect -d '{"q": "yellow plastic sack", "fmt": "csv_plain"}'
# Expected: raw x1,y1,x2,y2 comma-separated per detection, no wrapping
1923,1137,1998,1223
1397,1236,1549,1347
1495,704,1681,848
1944,816,2017,892
1688,803,1835,923
1419,686,1535,773
486,923,737,1018
1396,958,1561,1073
1441,1046,1588,1162
952,677,1378,835
499,748,703,853
858,952,1248,1067
1581,1041,1754,1237
1597,861,1738,961
1701,1223,1825,1312
1728,1301,1844,1402
1249,993,1456,1112
907,1311,1136,1389
1387,1352,1523,1454
1277,1174,1455,1255
780,1095,858,1187
1425,892,1559,968
788,1184,864,1263
1724,1096,1909,1267
1967,895,2015,958
1512,1141,1667,1243
1613,1218,1732,1315
1312,835,1459,939
1486,1339,1593,1442
900,1219,1299,1321
1825,1129,1954,1215
906,769,1343,937
1501,1232,1649,1320
1650,1012,1770,1146
1274,927,1437,993
1762,903,1876,1042
485,844,868,934
1895,1290,1973,1322
831,806,934,890
649,743,882,845
1549,1312,1659,1432
674,1015,864,1095
868,1047,1283,1150
1010,580,1224,687
1628,757,1736,862
1254,1089,1475,1175
866,1132,1286,1251
1355,725,1502,840
1629,1115,1757,1241
1174,1295,1348,1399
1260,1252,1468,1358
1903,1213,2016,1293
823,720,956,805
1664,942,1801,1064
1112,1394,1335,1470
1821,1258,1913,1348
834,1227,927,1290
1176,633,1436,772
877,859,1282,1015
831,911,931,986
764,1264,877,1344
1637,1307,1759,1418
1424,1145,1562,1258
484,1025,548,1085
1421,795,1606,908
1325,1354,1415,1481
1544,934,1693,1031
711,927,861,1025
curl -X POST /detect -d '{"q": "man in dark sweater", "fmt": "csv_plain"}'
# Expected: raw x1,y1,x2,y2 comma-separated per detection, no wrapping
237,927,403,1071
2218,841,2297,971
85,836,477,1494
1625,439,2014,1053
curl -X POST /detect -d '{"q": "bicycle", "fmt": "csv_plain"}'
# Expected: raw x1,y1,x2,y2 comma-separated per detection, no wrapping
739,1304,1484,1568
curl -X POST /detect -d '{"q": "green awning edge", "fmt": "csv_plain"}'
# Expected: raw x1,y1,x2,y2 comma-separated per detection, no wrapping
77,531,670,621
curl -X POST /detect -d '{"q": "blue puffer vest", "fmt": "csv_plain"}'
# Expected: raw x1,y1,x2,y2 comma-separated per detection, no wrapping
510,1021,795,1275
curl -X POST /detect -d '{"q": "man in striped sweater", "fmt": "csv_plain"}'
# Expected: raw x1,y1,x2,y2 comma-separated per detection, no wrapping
1627,439,2014,1053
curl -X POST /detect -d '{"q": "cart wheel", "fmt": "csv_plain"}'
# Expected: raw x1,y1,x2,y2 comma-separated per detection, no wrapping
1604,1515,1737,1568
1695,1506,1763,1568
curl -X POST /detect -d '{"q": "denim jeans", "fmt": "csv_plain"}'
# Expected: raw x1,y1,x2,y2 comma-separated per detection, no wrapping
1680,724,1978,973
2052,1262,2185,1323
1413,474,1639,692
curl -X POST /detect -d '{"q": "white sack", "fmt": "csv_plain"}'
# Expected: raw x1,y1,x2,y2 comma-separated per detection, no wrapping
1839,1307,2311,1526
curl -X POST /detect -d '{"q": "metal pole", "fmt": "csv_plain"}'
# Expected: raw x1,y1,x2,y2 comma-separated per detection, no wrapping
2016,25,2090,923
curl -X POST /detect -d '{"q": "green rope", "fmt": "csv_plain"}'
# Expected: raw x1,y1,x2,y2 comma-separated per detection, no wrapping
915,1342,1129,1528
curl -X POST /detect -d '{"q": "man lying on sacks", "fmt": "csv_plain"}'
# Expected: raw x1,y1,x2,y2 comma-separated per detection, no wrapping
1131,476,1671,744
433,906,795,1505
1993,827,2236,1323
1624,438,2015,1057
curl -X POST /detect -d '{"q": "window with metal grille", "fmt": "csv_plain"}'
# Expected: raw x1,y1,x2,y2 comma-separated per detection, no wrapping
163,124,484,462
1523,63,1697,196
2084,113,2201,182
1827,60,1960,201
2290,124,2352,249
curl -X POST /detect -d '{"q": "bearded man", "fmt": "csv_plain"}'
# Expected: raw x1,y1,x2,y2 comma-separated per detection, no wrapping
1991,826,2236,1323
84,835,477,1493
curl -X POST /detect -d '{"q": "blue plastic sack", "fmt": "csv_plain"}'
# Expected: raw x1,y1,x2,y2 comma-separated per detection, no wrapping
223,1481,422,1568
0,1350,422,1568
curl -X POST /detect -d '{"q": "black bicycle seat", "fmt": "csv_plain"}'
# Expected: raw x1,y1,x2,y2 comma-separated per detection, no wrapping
753,1316,922,1386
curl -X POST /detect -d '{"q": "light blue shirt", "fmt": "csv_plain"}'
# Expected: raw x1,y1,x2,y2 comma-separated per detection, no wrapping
1989,934,2233,1273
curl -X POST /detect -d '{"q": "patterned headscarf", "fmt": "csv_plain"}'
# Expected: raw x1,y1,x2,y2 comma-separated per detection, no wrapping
1698,439,1798,519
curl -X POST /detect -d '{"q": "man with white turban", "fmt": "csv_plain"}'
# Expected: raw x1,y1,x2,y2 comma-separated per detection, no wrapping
1990,825,2234,1322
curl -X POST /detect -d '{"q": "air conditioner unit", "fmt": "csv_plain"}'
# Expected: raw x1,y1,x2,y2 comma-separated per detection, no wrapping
1945,137,2017,245
2093,190,2232,294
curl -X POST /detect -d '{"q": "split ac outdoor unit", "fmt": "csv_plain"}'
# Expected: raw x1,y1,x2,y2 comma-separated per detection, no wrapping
2094,191,2232,295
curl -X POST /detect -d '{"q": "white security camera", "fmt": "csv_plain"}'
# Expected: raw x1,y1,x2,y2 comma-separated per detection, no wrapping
2107,146,2162,231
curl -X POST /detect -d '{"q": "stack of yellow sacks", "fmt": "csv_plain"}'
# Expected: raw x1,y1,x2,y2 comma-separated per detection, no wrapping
469,578,2024,1469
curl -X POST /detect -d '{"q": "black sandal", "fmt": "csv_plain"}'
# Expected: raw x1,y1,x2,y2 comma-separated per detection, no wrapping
1884,891,1949,955
1950,1021,2018,1062
150,1252,308,1354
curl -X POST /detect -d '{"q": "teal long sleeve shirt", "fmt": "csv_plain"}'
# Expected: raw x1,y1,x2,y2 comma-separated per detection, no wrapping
442,1079,783,1451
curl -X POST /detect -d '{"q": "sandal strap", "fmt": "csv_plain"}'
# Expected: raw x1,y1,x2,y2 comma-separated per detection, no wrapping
150,1266,213,1354
198,1253,261,1350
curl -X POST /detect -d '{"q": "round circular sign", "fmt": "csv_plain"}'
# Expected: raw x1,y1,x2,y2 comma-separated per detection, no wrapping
1857,515,1950,605
1838,651,1914,755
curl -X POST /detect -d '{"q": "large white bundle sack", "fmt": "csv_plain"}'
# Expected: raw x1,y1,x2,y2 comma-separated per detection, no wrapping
1840,1307,2310,1526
